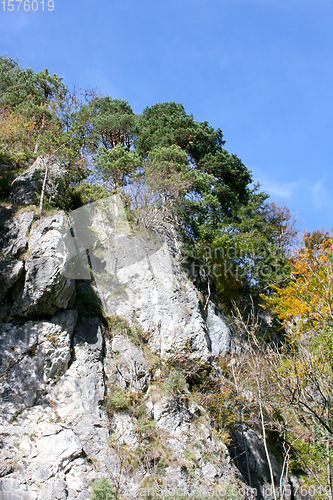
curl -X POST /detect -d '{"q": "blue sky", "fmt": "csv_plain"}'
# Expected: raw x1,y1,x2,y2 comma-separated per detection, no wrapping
1,0,333,234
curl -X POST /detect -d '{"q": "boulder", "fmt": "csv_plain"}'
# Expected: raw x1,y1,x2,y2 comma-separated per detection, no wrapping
10,156,67,206
0,310,77,422
0,208,34,258
12,213,75,318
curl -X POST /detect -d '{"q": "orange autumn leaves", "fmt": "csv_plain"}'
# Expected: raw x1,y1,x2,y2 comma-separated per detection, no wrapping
262,230,333,340
0,106,37,162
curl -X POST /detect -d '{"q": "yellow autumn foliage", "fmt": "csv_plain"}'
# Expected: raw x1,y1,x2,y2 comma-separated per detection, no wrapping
262,230,333,340
0,106,37,161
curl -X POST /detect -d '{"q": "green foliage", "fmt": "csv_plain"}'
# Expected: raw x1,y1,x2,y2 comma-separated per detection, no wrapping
188,184,299,312
0,55,20,96
0,55,90,209
83,96,137,153
1,59,67,118
136,101,222,162
163,370,189,395
59,181,109,210
90,478,115,500
136,101,197,155
0,57,69,156
144,145,192,211
94,143,141,193
106,383,146,419
105,315,146,343
133,418,160,442
135,100,252,239
107,386,132,412
195,148,252,220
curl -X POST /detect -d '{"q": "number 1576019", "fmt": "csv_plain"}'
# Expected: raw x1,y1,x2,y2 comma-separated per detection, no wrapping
2,0,54,10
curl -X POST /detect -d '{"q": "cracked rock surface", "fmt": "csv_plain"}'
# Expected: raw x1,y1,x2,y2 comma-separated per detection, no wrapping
0,207,257,500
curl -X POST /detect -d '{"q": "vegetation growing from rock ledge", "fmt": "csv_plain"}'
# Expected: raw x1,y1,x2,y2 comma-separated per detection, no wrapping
90,477,116,500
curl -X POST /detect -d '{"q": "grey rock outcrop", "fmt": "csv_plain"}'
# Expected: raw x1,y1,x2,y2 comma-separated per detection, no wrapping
0,207,34,258
12,212,75,318
206,301,232,356
101,231,212,359
105,335,245,498
0,310,78,422
10,156,67,206
65,198,232,360
52,318,112,466
0,312,107,500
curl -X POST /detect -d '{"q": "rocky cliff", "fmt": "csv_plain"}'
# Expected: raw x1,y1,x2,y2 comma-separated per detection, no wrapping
0,201,288,499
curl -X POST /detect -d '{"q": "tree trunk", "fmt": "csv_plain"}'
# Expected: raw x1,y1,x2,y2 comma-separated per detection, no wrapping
34,113,46,154
39,159,48,216
327,406,332,500
257,377,278,500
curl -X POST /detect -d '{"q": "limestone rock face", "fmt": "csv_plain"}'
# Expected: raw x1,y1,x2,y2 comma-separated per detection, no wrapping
81,201,232,360
105,333,151,391
52,318,112,465
206,301,232,356
0,260,24,303
99,232,211,360
0,207,262,500
139,390,238,497
12,212,75,318
0,207,34,259
0,310,77,422
0,313,110,500
10,157,67,206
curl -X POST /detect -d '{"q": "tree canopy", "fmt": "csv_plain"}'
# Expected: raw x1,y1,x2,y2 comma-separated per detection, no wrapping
0,54,296,308
83,96,137,153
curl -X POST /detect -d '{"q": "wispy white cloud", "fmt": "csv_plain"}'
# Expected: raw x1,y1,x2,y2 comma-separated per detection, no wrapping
250,167,302,199
312,179,332,210
250,167,333,232
259,179,301,199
